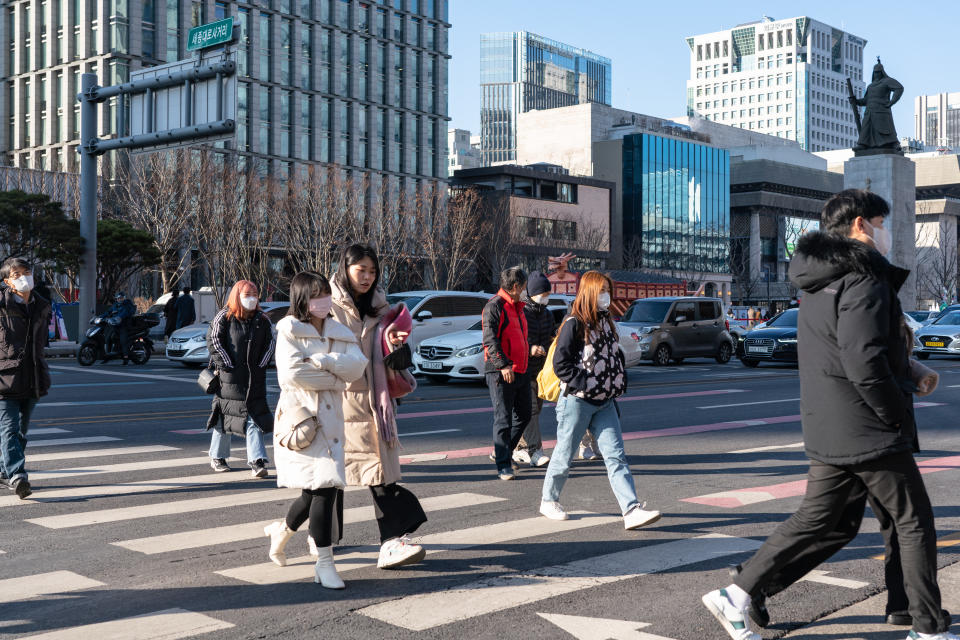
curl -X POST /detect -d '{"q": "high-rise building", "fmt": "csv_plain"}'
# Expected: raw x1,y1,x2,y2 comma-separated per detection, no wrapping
685,16,866,152
0,0,450,191
447,127,480,173
915,92,960,149
479,31,610,165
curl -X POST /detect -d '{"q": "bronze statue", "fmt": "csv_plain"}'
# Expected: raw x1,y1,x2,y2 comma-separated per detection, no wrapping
849,58,904,155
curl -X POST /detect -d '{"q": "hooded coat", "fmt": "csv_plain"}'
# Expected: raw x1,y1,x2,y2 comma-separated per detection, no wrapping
788,231,916,465
330,279,403,486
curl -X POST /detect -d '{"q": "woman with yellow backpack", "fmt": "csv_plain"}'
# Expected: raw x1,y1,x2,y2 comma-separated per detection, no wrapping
537,271,662,530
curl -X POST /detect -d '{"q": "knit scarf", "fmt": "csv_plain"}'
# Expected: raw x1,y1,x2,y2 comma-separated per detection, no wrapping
372,324,399,448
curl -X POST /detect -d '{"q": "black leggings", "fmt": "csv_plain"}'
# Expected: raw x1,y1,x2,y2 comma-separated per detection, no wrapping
285,487,344,548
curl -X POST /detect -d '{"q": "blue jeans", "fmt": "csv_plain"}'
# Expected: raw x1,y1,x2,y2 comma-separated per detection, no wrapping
209,417,268,466
0,398,38,482
541,395,639,515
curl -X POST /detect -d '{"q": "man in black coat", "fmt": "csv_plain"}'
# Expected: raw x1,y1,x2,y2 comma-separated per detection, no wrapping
0,258,52,500
513,271,555,468
162,289,180,338
175,287,196,329
702,189,954,640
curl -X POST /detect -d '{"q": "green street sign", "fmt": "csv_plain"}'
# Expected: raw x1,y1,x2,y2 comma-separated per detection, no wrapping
187,18,234,52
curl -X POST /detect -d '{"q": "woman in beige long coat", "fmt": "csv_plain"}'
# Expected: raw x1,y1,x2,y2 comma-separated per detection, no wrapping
331,243,427,569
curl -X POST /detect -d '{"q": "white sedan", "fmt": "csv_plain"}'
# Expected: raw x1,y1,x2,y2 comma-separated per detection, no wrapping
165,302,289,367
413,319,643,382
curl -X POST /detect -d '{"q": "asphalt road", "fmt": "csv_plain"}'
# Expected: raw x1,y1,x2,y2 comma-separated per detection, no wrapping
2,353,959,639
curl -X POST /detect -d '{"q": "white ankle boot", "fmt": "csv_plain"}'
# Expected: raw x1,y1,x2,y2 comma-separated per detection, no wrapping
314,547,345,589
264,521,295,567
308,535,319,558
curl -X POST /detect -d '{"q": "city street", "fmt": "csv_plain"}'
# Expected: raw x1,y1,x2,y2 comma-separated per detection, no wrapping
2,355,959,639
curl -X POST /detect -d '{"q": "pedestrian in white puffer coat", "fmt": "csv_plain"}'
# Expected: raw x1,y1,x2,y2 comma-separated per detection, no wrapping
263,272,367,589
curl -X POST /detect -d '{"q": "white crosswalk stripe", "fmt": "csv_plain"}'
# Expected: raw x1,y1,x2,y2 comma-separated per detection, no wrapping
19,608,233,639
28,436,121,448
114,492,506,555
217,510,622,585
29,445,180,463
0,570,105,605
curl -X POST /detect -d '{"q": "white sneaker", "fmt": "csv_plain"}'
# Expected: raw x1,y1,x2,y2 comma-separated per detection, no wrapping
907,633,960,640
577,444,600,460
530,449,551,467
702,589,761,640
539,500,569,520
377,534,426,569
512,449,532,465
624,503,661,530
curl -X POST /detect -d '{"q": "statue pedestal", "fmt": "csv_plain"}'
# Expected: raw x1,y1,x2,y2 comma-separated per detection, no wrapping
843,154,917,309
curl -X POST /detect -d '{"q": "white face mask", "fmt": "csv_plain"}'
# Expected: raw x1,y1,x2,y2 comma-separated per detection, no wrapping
240,295,259,311
308,296,333,319
864,219,892,257
597,292,611,311
531,293,550,305
9,274,33,293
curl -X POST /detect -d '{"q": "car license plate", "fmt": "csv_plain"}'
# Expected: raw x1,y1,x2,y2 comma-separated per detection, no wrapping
925,341,944,347
747,346,768,353
420,361,443,370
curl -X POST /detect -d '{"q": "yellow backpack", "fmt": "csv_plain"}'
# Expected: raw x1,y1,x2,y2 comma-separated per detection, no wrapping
537,317,575,402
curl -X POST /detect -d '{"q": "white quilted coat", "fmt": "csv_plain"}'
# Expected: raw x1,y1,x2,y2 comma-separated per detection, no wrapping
273,315,368,490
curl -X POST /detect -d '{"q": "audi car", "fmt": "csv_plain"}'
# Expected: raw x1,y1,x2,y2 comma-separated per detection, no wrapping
739,308,799,367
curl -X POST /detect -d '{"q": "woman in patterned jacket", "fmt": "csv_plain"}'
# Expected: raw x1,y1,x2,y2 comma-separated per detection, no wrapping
537,270,662,531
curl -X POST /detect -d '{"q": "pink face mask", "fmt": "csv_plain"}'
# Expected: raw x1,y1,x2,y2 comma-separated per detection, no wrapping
308,296,333,318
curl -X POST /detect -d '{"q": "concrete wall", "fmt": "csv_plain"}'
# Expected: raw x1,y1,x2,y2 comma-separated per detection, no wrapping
510,184,611,252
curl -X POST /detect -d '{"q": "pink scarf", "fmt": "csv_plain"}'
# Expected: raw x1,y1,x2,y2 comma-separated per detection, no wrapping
371,303,417,448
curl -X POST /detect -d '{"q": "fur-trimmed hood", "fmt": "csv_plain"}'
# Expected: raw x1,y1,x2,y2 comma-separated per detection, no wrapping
789,231,909,294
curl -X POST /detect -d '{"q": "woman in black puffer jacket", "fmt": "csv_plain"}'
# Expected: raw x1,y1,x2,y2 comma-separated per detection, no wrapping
206,280,275,478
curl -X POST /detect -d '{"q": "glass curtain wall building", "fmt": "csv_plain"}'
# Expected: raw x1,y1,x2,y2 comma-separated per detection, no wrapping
0,0,449,193
480,31,610,165
622,132,730,274
915,92,960,149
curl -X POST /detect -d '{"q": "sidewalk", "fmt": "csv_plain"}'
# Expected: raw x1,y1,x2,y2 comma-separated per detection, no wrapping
44,341,78,357
784,560,960,639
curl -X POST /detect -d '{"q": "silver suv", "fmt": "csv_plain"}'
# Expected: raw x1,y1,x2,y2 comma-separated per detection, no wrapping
620,297,735,366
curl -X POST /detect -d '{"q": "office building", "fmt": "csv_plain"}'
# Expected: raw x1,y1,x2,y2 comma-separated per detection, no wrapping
1,0,450,192
915,92,960,149
447,127,480,173
685,16,866,152
480,31,610,165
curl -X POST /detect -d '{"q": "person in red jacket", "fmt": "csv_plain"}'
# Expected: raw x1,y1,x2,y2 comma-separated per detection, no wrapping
482,266,530,481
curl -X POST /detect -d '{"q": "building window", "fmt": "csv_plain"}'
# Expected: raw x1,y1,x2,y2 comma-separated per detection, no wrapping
337,31,349,95
280,19,292,85
258,11,271,82
300,24,312,90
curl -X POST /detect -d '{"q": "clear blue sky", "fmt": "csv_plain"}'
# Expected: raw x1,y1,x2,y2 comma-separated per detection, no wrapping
448,0,955,143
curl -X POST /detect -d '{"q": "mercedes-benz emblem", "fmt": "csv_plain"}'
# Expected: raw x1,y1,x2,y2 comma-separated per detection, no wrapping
427,347,437,359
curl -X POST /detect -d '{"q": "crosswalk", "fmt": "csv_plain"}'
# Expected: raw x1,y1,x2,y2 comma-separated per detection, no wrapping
5,418,956,640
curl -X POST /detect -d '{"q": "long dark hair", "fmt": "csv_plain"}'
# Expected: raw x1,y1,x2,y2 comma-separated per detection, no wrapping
334,244,381,318
288,271,332,322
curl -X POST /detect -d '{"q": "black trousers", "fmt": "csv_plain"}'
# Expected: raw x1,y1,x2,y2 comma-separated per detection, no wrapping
743,481,907,614
285,487,344,548
734,452,945,634
370,483,427,543
486,371,532,469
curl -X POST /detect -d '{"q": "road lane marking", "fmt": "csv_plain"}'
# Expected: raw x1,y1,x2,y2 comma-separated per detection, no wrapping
873,531,960,560
0,570,105,605
30,445,179,463
798,570,869,589
29,436,121,448
27,428,71,436
217,510,623,585
51,381,154,388
3,470,286,508
729,442,804,454
19,608,233,639
41,396,210,407
25,487,321,528
29,455,215,480
400,428,461,437
396,389,746,419
115,492,505,555
356,534,762,631
684,455,960,508
538,613,677,640
48,365,200,384
698,398,799,409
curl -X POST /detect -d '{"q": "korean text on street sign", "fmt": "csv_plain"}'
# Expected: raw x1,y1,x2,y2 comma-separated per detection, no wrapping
187,18,234,52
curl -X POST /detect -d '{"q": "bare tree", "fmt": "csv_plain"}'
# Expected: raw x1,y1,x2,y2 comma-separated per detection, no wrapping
622,235,644,271
915,203,959,306
112,150,192,294
476,192,523,287
417,185,486,290
353,175,413,291
729,236,762,304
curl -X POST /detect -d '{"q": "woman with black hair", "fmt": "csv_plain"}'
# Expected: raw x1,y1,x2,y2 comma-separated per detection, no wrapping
264,271,367,589
330,243,428,570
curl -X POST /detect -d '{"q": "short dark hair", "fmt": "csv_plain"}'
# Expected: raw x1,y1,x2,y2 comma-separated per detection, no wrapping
0,257,32,280
182,287,192,295
288,271,332,322
500,266,527,291
821,189,890,235
334,244,381,319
